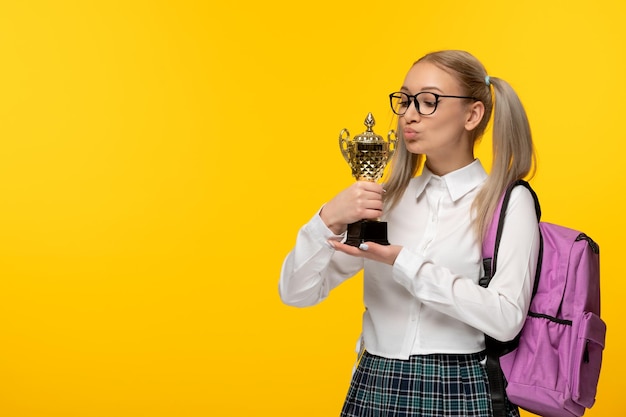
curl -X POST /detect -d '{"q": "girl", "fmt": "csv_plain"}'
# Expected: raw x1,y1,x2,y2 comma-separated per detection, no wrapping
279,50,540,417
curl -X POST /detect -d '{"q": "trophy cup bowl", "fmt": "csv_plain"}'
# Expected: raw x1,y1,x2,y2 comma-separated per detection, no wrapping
339,112,397,246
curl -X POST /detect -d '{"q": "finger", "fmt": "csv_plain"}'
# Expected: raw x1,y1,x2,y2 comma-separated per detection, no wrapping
360,209,384,221
355,191,384,210
333,241,382,256
355,181,385,195
329,241,365,257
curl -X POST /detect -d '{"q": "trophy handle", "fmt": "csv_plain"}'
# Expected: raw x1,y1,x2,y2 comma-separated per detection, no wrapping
339,128,351,165
387,129,398,159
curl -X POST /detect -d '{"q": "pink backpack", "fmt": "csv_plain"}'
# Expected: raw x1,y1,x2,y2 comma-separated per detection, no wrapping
481,180,606,417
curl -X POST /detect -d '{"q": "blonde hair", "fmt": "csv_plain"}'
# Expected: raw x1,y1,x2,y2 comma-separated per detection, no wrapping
384,50,536,240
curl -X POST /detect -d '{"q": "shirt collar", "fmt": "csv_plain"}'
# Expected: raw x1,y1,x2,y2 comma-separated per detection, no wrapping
414,159,488,202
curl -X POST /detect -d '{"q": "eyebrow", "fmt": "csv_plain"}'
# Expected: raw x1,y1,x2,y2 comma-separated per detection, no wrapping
400,85,445,93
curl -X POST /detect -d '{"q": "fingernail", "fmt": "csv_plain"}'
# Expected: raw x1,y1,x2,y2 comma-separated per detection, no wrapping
359,243,369,251
327,240,336,249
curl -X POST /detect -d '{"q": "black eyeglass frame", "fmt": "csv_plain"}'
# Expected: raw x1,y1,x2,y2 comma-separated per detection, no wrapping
389,91,479,116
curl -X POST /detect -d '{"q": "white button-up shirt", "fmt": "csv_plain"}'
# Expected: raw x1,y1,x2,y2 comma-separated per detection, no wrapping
279,160,540,360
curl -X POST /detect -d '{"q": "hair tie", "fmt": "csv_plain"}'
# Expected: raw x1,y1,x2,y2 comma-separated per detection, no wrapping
485,75,491,86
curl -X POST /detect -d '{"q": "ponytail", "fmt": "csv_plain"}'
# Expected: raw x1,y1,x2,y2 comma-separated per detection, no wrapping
472,77,536,239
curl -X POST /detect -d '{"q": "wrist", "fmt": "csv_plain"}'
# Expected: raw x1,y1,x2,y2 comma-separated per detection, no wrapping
319,205,346,235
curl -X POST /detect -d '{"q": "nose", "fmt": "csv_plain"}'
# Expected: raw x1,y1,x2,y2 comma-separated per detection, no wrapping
402,98,421,122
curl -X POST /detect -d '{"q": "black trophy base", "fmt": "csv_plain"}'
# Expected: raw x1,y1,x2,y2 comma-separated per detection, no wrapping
344,220,390,246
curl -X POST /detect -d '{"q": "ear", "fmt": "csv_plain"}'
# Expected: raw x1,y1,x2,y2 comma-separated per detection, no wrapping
464,100,485,131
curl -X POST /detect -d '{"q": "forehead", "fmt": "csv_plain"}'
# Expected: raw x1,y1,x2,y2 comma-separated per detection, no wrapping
402,61,461,93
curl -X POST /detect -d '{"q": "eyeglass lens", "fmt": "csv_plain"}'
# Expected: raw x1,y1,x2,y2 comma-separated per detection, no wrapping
390,92,438,116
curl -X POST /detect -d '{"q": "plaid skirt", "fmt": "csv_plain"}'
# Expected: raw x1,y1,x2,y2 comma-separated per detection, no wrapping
340,351,519,417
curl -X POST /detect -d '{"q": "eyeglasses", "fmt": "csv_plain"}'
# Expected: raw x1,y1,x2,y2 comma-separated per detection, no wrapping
389,91,478,116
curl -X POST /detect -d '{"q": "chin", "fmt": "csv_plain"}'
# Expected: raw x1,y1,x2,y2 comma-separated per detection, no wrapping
405,142,425,155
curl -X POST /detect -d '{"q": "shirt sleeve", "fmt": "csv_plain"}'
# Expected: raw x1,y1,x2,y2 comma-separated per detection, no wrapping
279,209,364,307
392,186,540,342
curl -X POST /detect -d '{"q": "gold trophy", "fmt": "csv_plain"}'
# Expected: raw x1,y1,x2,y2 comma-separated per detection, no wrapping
339,113,397,246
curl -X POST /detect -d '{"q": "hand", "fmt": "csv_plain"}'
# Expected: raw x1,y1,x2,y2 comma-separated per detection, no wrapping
329,240,402,266
320,181,385,234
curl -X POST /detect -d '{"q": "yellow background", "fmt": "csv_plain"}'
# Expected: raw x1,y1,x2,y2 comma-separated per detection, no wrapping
0,0,623,416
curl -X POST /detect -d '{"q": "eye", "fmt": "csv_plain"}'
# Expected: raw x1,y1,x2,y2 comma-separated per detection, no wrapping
418,93,437,108
391,94,412,114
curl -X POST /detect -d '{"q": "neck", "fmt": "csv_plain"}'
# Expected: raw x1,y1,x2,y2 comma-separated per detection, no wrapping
426,154,475,176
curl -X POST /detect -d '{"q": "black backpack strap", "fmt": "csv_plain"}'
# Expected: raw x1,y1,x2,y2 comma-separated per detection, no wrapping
488,180,540,279
481,179,541,417
485,336,509,417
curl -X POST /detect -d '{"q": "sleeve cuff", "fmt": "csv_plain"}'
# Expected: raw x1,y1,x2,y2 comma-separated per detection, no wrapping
305,207,346,243
393,247,427,288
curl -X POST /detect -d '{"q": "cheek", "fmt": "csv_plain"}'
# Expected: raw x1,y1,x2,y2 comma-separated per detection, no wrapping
431,114,466,136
